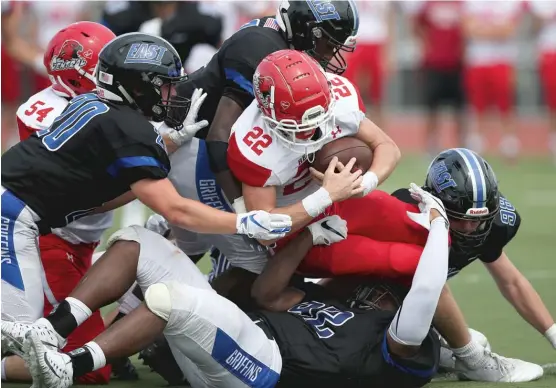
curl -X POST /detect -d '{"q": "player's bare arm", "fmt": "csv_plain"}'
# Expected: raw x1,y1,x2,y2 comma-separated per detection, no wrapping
484,251,556,347
251,229,312,311
252,215,348,311
355,117,401,191
92,191,137,214
243,157,363,244
205,95,246,202
130,178,291,240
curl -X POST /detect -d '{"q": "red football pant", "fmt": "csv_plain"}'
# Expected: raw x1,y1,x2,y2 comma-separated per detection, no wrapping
464,63,514,114
344,43,385,104
275,191,429,280
41,234,111,385
540,51,556,111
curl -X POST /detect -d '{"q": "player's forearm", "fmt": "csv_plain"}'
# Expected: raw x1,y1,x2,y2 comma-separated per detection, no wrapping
432,285,472,349
165,199,238,235
388,218,449,351
251,229,312,311
207,96,245,201
356,119,401,185
3,355,32,382
498,276,555,337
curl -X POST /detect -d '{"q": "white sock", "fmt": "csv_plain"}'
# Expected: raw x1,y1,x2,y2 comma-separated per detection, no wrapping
84,341,106,371
1,358,6,381
66,297,92,326
452,340,484,367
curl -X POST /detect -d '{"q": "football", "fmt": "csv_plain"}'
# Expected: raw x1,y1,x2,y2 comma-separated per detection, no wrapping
312,137,373,174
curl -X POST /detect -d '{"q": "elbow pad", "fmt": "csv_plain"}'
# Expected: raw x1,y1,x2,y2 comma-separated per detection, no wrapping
206,140,230,173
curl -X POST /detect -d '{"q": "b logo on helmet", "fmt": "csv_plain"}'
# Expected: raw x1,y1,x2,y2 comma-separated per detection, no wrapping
431,161,457,192
125,43,167,65
307,0,341,22
50,40,88,72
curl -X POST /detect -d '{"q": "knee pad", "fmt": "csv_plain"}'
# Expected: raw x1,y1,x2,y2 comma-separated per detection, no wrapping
145,283,172,322
106,225,142,248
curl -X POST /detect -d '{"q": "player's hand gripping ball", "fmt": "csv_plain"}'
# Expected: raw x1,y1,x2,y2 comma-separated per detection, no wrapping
311,136,373,174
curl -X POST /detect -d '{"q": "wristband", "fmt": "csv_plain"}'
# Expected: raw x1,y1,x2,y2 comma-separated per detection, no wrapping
361,171,379,195
302,187,332,217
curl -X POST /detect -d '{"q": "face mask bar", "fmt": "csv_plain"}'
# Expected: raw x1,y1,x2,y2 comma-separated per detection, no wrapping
308,27,356,75
447,208,498,251
261,99,336,155
153,75,190,128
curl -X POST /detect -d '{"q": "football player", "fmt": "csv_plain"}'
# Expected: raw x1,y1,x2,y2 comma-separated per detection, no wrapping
0,32,291,340
389,148,555,381
2,21,115,385
169,1,402,211
227,49,427,275
20,186,450,388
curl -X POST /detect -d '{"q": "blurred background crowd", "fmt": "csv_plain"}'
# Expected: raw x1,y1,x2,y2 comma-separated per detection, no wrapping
2,0,555,165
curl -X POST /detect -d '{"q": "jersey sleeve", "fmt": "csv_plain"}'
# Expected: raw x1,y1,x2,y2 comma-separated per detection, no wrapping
105,118,171,187
220,28,284,109
16,90,67,141
480,195,521,263
227,131,273,187
327,74,366,137
380,330,440,385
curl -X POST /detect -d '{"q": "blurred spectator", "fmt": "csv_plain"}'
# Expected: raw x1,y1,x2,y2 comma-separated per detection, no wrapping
26,2,95,92
411,0,465,157
140,1,222,67
185,1,274,72
1,1,25,150
529,0,556,164
344,1,395,128
462,0,523,162
101,1,152,36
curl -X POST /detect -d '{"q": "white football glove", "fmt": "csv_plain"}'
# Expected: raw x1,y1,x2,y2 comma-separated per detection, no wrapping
307,215,348,246
236,211,292,240
406,183,449,230
144,214,170,237
167,88,209,146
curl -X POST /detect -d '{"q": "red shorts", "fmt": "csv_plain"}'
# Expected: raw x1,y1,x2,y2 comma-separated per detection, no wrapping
41,234,111,384
540,51,556,111
464,63,514,114
344,43,384,104
1,45,20,104
275,191,431,281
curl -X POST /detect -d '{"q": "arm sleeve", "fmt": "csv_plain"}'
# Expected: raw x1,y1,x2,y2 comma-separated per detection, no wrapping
388,217,449,346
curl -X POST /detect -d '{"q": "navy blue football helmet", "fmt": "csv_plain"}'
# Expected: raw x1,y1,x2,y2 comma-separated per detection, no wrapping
424,148,500,251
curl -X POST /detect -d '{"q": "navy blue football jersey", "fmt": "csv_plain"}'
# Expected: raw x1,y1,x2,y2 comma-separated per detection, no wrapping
391,188,520,277
254,285,439,388
2,93,170,229
177,16,288,139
